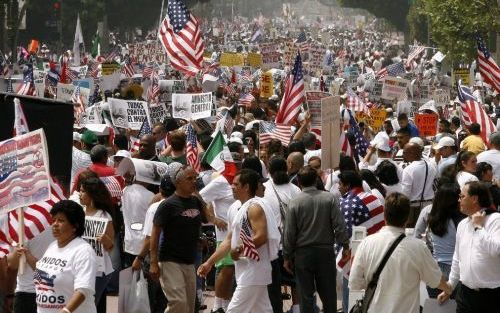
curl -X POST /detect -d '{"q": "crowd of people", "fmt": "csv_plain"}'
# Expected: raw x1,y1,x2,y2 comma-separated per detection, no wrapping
1,2,500,313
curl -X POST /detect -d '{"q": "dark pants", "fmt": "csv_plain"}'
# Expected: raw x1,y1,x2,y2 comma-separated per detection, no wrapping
294,246,337,313
143,255,168,313
267,258,283,313
456,283,500,313
13,292,36,313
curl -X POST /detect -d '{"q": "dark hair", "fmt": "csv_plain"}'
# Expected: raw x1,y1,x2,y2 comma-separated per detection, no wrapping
339,155,357,172
243,130,257,146
267,139,283,156
360,169,386,197
160,175,176,197
242,155,263,177
451,116,461,128
439,119,451,130
475,162,493,181
81,177,114,219
269,157,289,185
170,130,186,151
338,170,363,189
237,169,260,196
396,127,411,137
113,134,129,150
297,166,318,188
228,141,242,153
384,193,410,227
468,123,481,135
302,133,317,149
199,135,213,151
397,113,408,121
50,200,86,237
287,140,306,155
465,181,492,208
428,184,460,236
374,160,399,185
74,170,99,193
455,150,475,173
90,145,108,164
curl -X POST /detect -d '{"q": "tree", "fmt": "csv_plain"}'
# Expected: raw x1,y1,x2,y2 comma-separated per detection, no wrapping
419,0,500,62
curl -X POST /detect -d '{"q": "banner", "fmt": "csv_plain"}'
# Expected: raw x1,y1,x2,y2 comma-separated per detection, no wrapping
57,83,75,102
159,80,186,103
415,113,438,137
171,93,212,120
116,158,170,185
0,129,50,214
260,71,274,98
381,76,409,100
82,216,108,272
432,89,451,107
220,52,244,67
149,103,168,125
247,53,263,68
367,108,387,132
321,96,340,170
108,98,150,130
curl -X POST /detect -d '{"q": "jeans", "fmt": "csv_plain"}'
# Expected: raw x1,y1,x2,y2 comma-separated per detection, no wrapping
267,258,283,313
426,262,452,298
95,274,112,305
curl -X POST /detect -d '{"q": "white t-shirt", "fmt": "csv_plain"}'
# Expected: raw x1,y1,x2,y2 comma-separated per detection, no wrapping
477,149,500,181
35,237,96,313
383,183,403,196
143,200,164,237
262,180,301,231
304,149,322,164
16,229,54,293
456,171,479,190
121,184,155,255
199,175,235,240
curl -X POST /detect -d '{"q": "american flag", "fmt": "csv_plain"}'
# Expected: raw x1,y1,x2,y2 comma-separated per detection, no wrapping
215,109,234,136
275,52,304,126
142,63,155,80
34,269,56,292
72,85,85,118
238,92,255,107
259,121,292,146
0,176,66,257
348,111,369,157
104,46,120,62
158,0,205,77
240,67,253,83
86,59,100,79
16,64,36,96
122,56,135,78
65,67,79,82
131,118,152,152
147,69,160,103
347,89,368,114
476,34,500,93
223,83,236,96
100,176,125,201
186,124,201,172
457,81,496,144
239,214,260,261
295,31,309,52
336,187,385,271
340,131,352,157
376,61,405,79
406,42,425,67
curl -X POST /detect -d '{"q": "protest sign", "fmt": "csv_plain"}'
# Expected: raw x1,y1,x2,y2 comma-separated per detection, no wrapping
367,108,387,132
306,91,330,131
33,70,46,80
99,72,122,93
283,39,299,67
220,53,244,67
0,128,50,214
381,76,409,100
101,62,120,75
159,80,186,103
171,93,212,120
432,89,451,107
149,103,168,125
70,65,88,78
82,216,108,272
321,96,340,170
57,83,75,102
372,81,383,100
259,43,280,68
78,105,102,125
453,68,470,86
128,41,167,65
260,71,274,98
108,98,150,130
116,158,170,185
308,44,326,75
415,113,438,137
34,79,45,97
247,53,263,68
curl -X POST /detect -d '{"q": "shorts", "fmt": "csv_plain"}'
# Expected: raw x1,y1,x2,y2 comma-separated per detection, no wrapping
215,241,234,268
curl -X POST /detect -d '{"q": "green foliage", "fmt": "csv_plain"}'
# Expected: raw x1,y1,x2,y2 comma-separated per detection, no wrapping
407,0,428,44
338,0,410,31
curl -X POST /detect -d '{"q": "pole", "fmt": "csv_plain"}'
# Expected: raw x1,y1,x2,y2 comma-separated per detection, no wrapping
158,0,165,31
17,207,26,275
59,0,64,55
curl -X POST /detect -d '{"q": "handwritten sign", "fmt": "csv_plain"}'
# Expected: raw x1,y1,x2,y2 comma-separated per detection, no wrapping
171,92,213,120
367,108,387,132
381,76,409,101
415,113,438,137
108,98,150,130
149,103,168,125
306,91,331,131
453,68,470,86
56,83,75,102
259,43,280,68
0,129,51,214
432,89,451,107
260,71,274,98
83,216,108,272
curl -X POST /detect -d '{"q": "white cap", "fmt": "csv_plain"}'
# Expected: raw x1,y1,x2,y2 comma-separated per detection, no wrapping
370,132,391,152
73,132,82,142
113,150,131,159
409,137,424,147
230,131,243,140
435,136,455,149
228,137,243,145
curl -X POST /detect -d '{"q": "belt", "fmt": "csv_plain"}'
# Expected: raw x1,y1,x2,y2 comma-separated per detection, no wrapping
410,199,432,204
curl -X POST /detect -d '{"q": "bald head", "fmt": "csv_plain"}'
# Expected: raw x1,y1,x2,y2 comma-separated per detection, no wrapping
138,134,156,159
403,142,422,162
287,152,304,174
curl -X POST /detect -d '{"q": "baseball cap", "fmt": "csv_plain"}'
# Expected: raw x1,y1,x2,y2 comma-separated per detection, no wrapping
435,137,455,150
113,150,131,159
81,130,98,145
370,133,391,152
409,137,424,147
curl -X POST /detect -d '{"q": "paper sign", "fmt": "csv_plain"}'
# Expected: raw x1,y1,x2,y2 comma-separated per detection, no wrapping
57,83,75,102
34,79,45,97
220,53,244,67
321,96,340,170
82,216,108,272
171,92,213,120
260,71,274,98
306,91,331,131
259,43,280,68
116,158,171,185
78,105,102,125
0,129,51,214
432,89,450,107
247,53,263,68
368,108,387,132
415,113,438,137
108,98,150,130
149,103,168,125
381,76,410,100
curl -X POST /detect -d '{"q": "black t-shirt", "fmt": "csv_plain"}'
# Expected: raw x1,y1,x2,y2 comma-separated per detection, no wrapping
153,194,205,264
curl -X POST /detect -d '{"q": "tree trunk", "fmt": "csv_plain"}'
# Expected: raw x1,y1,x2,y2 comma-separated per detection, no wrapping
11,0,28,63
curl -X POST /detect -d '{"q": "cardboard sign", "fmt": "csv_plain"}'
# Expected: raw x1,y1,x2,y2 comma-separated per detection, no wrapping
415,113,438,137
308,44,326,75
260,71,274,98
82,216,108,272
149,103,168,125
220,53,244,67
453,68,470,86
432,89,451,108
381,76,409,100
0,129,51,214
57,83,75,102
247,53,263,68
171,93,213,120
368,108,387,132
321,96,341,170
108,98,150,130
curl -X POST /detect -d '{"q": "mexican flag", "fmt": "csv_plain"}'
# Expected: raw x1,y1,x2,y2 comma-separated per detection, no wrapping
202,129,237,182
91,32,101,58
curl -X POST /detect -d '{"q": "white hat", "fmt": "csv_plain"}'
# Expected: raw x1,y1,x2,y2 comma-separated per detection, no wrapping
409,137,424,147
230,131,243,140
73,132,82,142
113,150,131,159
228,137,243,145
370,132,391,152
435,136,455,149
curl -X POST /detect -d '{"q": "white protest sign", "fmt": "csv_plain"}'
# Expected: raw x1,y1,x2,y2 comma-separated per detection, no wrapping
381,76,410,101
82,216,108,273
34,79,45,97
78,105,103,125
432,89,450,107
149,103,168,125
321,96,340,170
108,98,150,130
99,71,122,93
116,158,171,185
34,70,46,80
70,65,88,78
57,83,75,102
159,80,187,103
0,129,51,214
171,92,213,120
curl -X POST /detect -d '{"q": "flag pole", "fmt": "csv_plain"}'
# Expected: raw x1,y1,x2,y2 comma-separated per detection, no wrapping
158,0,165,31
17,207,26,275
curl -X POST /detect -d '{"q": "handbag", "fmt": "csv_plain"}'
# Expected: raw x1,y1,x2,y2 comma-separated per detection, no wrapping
126,270,151,313
350,233,406,313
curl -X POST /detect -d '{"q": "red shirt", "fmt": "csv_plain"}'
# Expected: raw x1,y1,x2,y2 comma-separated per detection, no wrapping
89,163,116,177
